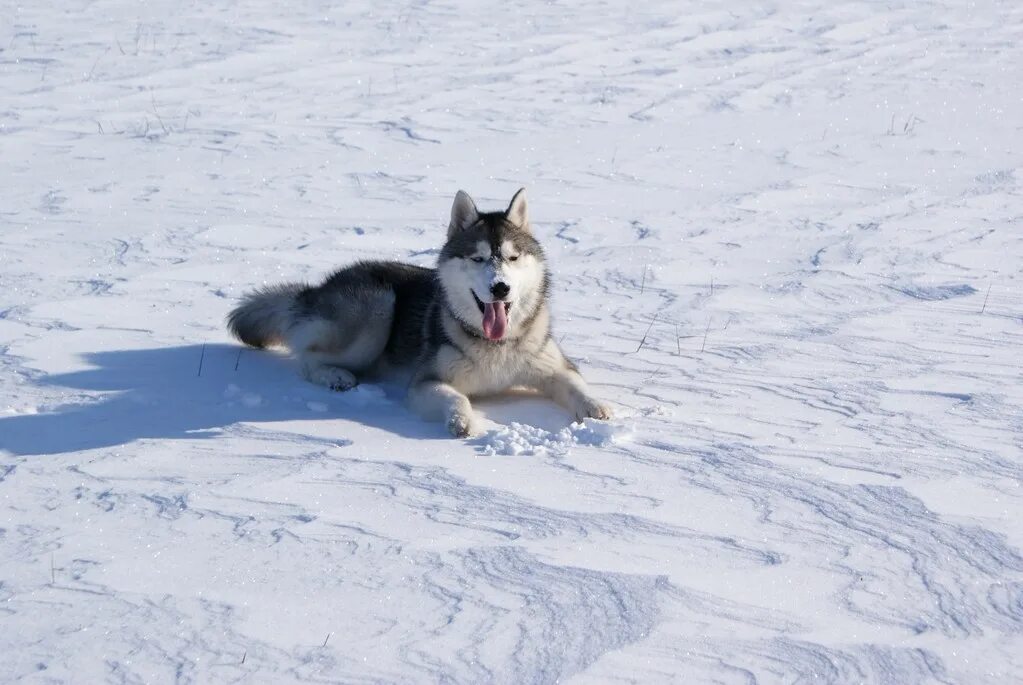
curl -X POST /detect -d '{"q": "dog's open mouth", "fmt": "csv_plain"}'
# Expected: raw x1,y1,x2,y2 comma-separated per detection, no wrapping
471,291,511,341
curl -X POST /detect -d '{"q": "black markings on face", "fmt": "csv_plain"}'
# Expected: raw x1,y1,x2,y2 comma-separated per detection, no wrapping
440,211,543,265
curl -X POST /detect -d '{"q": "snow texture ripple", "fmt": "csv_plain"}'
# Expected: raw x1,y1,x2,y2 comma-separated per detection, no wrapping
1,0,1022,683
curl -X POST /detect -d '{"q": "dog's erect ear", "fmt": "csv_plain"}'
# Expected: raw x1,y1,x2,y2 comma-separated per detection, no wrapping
448,190,479,238
505,187,529,230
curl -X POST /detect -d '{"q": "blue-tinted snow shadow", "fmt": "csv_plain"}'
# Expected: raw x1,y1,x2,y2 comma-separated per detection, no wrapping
0,344,574,457
474,391,577,434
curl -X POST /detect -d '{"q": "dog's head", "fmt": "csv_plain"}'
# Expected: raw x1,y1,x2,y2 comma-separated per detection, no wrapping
437,188,549,341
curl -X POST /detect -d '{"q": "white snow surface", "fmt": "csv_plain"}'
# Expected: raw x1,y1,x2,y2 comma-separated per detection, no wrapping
2,1,1022,683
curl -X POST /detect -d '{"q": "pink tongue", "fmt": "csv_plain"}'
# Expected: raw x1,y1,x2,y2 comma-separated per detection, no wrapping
482,301,508,340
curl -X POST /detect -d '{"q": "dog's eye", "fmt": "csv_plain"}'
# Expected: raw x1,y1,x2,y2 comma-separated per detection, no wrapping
508,255,519,262
470,256,485,263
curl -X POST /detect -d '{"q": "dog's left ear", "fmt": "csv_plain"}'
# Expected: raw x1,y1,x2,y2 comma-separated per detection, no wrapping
505,187,529,230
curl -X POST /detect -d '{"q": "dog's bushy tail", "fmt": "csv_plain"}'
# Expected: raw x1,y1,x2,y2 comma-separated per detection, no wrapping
227,283,305,348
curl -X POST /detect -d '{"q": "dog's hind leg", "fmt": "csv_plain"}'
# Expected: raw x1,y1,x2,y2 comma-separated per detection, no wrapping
287,287,395,392
300,354,360,392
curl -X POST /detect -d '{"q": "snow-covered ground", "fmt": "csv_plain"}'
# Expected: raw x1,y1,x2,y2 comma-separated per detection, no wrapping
2,1,1022,682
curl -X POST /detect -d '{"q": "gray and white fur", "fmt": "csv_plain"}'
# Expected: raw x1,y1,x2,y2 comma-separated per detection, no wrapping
227,188,612,437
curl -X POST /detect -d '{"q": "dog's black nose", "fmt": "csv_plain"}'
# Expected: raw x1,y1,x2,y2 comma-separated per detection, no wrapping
491,282,510,299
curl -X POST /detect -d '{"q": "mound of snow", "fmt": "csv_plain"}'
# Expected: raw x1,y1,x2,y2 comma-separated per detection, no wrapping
480,418,633,457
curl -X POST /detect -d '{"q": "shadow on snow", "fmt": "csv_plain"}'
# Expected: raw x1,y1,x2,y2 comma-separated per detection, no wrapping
0,343,574,457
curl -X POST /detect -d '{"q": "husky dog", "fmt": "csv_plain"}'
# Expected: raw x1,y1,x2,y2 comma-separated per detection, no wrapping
227,188,612,437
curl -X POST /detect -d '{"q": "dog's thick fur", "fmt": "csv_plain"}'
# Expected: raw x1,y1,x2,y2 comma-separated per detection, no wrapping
227,188,612,437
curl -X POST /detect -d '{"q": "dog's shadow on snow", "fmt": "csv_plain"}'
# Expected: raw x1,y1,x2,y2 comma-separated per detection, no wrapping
0,343,576,457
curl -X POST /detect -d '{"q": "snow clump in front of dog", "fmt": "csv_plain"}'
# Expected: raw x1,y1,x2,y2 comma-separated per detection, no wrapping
481,418,633,456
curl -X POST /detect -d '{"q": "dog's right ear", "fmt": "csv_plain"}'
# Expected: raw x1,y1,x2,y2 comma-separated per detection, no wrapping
448,190,479,238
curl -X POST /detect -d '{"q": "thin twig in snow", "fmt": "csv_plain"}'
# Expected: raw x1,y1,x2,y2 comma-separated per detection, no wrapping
903,113,915,134
700,319,711,353
197,343,207,377
234,348,243,371
634,313,658,353
151,95,169,135
980,283,992,314
85,47,109,81
323,633,332,647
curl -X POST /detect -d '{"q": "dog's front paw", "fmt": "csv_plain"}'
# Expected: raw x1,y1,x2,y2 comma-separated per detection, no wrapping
447,412,483,438
576,398,613,422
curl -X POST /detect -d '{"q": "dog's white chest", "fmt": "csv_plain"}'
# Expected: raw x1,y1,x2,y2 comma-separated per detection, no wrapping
436,343,532,396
